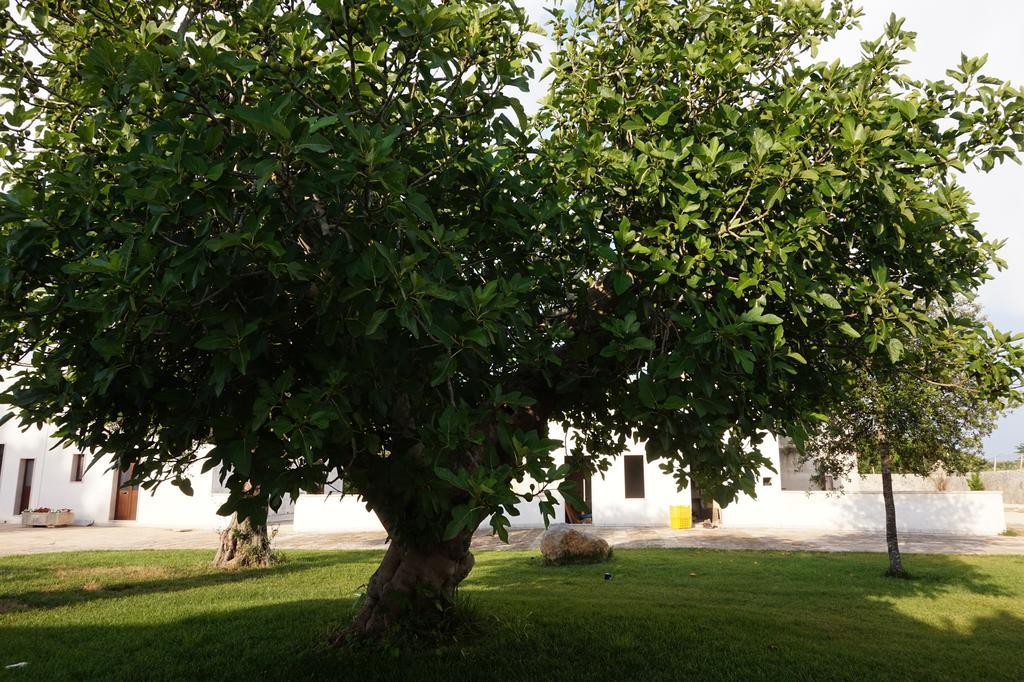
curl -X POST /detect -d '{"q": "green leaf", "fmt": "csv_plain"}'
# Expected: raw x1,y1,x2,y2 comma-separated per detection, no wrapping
171,477,194,496
662,395,687,410
195,332,233,351
750,128,773,160
814,292,842,310
894,99,918,121
741,305,783,325
464,327,490,347
90,335,124,360
430,355,457,387
230,107,291,141
871,262,888,286
307,115,339,133
296,143,332,153
638,375,656,408
443,505,477,541
364,309,387,335
434,467,467,490
838,322,861,338
611,271,632,295
887,338,904,362
405,193,436,224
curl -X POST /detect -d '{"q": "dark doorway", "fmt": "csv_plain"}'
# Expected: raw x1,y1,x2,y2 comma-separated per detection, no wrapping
113,465,139,520
563,470,593,524
15,458,34,514
690,485,721,525
623,455,646,498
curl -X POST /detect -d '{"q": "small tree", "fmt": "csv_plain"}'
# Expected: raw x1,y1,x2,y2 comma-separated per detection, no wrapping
805,303,1021,577
967,472,985,491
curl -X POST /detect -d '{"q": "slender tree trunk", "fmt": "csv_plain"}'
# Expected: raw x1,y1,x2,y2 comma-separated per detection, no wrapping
880,446,906,578
213,513,275,569
337,530,475,642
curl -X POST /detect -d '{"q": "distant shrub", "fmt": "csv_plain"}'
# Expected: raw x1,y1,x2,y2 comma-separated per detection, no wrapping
967,472,985,491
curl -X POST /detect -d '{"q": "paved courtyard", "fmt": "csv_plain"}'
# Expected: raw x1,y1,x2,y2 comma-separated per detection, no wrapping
2,521,1023,557
1004,504,1024,530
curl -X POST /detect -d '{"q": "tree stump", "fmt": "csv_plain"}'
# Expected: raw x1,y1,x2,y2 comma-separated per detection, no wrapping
212,513,276,569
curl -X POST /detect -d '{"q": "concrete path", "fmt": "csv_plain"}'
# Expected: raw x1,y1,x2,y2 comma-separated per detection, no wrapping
2,523,1022,557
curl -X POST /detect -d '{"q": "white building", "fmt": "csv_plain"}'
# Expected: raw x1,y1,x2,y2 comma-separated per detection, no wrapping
0,416,292,529
0,412,1004,535
294,429,1007,536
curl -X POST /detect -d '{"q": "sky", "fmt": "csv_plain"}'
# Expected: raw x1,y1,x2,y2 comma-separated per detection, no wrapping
516,0,1024,460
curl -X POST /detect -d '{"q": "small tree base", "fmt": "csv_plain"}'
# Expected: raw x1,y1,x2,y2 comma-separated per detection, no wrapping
213,514,276,569
885,567,911,579
333,535,474,644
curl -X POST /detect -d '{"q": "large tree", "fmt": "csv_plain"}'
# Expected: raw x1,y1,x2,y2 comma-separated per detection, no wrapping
804,301,1023,577
1,0,1023,637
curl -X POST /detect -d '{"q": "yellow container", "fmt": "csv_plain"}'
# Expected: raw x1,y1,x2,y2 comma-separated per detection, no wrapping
669,505,692,529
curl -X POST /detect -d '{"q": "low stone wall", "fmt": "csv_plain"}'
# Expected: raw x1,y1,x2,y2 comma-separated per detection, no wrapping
852,471,1024,503
980,471,1024,504
854,473,969,493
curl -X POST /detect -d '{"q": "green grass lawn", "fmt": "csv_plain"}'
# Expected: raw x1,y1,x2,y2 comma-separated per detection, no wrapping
1,549,1022,681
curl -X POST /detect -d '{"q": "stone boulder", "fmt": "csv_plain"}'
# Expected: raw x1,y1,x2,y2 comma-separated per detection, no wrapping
539,526,611,565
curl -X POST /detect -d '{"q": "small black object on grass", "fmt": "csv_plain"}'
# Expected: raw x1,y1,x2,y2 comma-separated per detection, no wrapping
603,572,612,581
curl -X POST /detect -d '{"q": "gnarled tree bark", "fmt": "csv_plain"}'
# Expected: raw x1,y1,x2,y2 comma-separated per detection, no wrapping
880,445,906,577
213,513,275,569
337,529,475,641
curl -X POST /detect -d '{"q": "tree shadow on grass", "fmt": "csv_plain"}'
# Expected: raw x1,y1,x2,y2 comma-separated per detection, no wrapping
0,550,383,613
2,550,1022,680
1,590,1022,680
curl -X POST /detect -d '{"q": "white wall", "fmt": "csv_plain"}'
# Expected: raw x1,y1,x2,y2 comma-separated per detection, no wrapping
501,433,696,528
7,412,1001,536
290,432,790,532
0,419,118,526
0,412,292,528
722,490,1006,536
293,493,381,532
129,464,295,529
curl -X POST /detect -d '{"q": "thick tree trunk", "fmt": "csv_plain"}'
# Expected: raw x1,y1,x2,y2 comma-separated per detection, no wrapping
880,447,906,578
338,532,475,642
212,513,275,569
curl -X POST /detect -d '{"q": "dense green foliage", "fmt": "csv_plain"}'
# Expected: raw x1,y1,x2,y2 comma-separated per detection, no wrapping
1,0,1023,553
0,0,549,535
2,549,1024,680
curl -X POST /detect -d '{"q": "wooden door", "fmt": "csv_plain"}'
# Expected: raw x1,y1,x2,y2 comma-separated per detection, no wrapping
15,458,34,514
114,465,139,520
